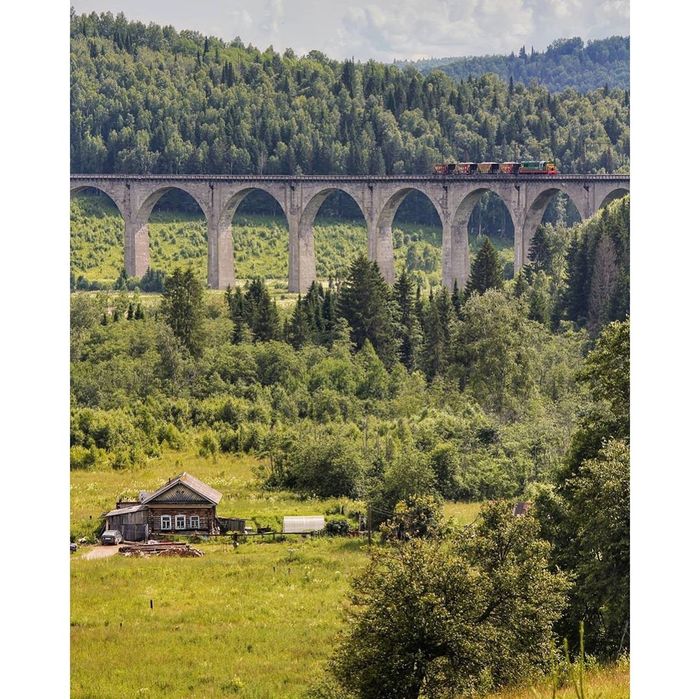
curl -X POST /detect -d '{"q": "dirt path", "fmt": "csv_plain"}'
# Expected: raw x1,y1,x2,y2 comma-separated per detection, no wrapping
81,545,120,560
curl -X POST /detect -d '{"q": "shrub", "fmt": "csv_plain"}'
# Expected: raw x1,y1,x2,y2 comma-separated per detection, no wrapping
325,516,351,536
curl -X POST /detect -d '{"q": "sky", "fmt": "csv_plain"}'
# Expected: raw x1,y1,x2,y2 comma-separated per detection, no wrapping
71,0,629,62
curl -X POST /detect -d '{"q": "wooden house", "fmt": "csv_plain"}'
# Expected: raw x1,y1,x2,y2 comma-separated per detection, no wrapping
104,472,223,540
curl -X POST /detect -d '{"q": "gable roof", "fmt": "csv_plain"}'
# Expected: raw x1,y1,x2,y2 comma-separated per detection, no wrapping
141,472,222,506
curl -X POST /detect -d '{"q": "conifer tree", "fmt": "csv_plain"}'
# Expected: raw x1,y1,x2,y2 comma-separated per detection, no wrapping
528,226,554,273
337,255,397,367
287,296,310,349
393,269,421,371
451,280,463,317
468,237,503,295
161,267,205,357
321,283,338,346
229,286,248,344
420,294,449,380
126,303,134,320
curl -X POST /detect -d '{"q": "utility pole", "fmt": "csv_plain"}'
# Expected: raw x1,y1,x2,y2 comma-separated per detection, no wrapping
367,504,372,548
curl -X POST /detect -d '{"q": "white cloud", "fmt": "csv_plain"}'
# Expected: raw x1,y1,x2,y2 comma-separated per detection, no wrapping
71,0,630,61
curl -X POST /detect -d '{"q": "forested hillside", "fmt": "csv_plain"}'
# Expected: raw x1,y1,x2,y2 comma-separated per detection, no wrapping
400,36,629,93
70,11,629,176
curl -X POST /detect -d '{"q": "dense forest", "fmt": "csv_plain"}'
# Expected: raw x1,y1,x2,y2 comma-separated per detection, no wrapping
399,36,630,93
70,11,629,177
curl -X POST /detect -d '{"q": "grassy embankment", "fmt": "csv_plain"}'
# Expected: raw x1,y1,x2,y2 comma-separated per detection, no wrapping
70,195,515,289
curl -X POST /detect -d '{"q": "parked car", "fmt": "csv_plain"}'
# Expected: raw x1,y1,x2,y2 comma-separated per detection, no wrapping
101,530,123,545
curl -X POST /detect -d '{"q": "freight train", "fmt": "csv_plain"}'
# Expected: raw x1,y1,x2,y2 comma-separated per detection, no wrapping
433,160,559,175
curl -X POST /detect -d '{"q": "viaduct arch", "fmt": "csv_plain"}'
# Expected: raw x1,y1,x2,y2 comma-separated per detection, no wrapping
70,174,629,292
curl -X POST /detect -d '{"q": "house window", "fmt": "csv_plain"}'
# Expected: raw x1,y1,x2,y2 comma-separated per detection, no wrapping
190,515,200,529
161,515,172,530
175,514,186,530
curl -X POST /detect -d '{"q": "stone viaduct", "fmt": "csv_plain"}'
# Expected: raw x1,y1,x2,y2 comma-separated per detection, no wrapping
70,174,630,292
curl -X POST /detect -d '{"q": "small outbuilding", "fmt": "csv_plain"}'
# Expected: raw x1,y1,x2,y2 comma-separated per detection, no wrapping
512,501,532,516
282,515,325,534
104,472,223,540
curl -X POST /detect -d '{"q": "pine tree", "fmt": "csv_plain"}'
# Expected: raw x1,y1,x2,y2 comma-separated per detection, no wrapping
420,294,449,380
229,287,248,344
527,226,554,273
337,255,397,366
468,238,503,295
135,304,144,320
126,303,134,320
115,268,129,291
513,271,527,298
161,267,205,357
393,269,421,371
287,296,310,349
321,283,338,347
100,312,108,326
246,279,280,341
451,280,463,317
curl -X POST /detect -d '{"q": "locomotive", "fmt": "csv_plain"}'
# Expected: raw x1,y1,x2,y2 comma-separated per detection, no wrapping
433,160,559,175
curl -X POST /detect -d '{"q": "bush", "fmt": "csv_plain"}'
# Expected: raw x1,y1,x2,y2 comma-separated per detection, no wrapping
325,516,351,536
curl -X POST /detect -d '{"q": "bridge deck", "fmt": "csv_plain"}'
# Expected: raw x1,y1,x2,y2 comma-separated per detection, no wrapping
71,173,629,183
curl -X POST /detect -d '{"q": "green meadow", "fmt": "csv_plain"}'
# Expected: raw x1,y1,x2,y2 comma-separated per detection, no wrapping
70,454,627,698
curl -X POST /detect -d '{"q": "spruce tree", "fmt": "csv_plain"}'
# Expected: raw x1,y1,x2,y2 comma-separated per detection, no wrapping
513,271,527,298
161,267,205,357
230,287,248,344
528,226,554,273
420,294,449,380
393,269,421,371
321,283,338,347
468,238,503,295
287,296,310,349
337,255,397,367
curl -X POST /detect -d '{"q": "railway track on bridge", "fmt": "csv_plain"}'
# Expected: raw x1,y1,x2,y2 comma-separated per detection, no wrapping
71,173,629,184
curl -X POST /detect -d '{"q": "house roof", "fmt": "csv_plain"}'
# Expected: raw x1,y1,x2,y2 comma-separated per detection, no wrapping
105,503,147,518
512,502,532,516
141,472,223,506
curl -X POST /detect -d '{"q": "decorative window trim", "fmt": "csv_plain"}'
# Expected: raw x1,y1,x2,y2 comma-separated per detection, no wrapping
175,514,186,530
190,515,200,529
161,515,172,530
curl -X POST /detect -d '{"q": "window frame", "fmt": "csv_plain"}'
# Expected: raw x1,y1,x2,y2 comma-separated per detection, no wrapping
175,514,186,530
190,515,200,529
160,514,172,530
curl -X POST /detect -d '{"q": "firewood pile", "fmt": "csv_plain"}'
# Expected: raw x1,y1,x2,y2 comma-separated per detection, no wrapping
118,541,204,557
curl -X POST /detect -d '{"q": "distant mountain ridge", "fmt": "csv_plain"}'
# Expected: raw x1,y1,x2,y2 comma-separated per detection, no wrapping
396,37,629,93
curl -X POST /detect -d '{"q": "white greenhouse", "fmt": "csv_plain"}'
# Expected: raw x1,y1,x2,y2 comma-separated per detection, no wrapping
282,515,325,534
